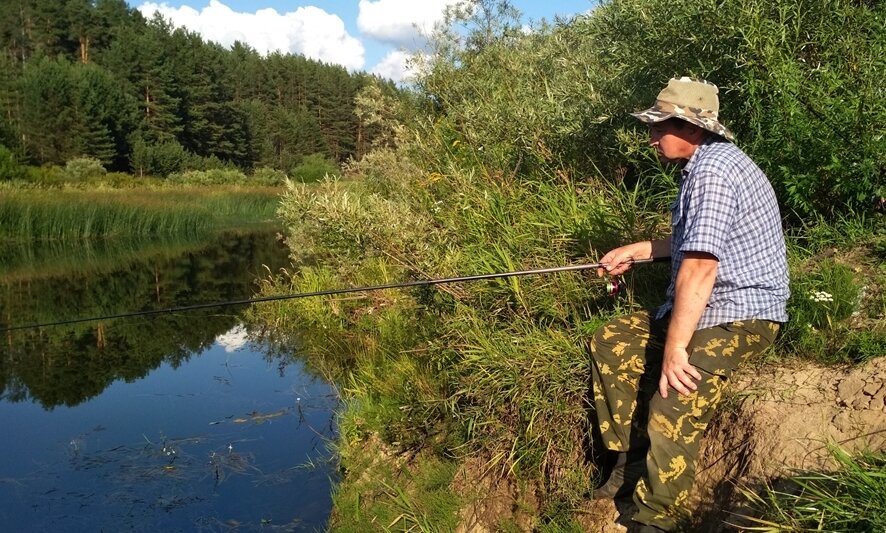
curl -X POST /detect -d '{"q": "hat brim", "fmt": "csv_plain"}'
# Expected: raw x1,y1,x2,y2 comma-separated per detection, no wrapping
630,107,735,142
630,108,673,123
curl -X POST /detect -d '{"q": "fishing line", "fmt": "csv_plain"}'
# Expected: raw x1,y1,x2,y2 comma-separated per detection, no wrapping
1,258,654,333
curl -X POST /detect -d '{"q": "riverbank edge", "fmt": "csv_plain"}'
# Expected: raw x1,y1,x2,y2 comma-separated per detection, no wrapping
0,184,284,244
327,356,886,532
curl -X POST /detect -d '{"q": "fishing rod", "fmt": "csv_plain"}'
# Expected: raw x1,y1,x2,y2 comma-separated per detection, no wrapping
0,258,655,333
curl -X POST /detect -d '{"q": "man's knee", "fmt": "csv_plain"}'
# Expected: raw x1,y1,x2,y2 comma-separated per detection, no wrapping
591,312,655,362
590,319,622,363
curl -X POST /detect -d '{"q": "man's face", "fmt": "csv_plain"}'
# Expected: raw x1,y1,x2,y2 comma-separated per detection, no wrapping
648,120,703,163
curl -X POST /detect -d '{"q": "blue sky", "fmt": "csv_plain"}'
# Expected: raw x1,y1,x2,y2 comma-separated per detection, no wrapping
128,1,595,82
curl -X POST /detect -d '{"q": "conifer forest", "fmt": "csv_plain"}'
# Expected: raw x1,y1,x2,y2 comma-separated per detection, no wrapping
0,0,398,177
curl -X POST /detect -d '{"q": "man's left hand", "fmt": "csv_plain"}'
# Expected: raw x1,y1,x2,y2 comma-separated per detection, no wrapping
659,346,702,399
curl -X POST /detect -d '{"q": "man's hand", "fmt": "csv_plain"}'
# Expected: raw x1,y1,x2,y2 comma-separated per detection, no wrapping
597,238,670,277
659,345,702,398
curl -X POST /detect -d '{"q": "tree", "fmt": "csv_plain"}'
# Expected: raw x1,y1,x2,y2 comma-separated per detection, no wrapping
74,62,137,168
65,0,98,63
18,57,84,164
0,2,408,173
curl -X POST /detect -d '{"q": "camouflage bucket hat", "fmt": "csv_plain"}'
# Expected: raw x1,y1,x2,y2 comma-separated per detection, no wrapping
631,77,734,141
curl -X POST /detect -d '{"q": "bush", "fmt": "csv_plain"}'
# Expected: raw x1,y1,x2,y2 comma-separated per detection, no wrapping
25,165,67,186
251,166,288,186
0,145,27,181
166,168,247,185
418,0,885,221
101,172,142,188
64,157,107,182
131,139,194,177
290,153,340,183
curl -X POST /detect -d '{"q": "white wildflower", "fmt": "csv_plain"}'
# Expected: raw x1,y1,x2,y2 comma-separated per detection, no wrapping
810,290,833,303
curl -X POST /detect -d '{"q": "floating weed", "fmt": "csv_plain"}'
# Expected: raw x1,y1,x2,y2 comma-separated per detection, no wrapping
207,444,262,486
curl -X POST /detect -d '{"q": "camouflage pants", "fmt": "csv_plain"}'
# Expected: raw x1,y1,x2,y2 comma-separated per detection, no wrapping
589,311,779,531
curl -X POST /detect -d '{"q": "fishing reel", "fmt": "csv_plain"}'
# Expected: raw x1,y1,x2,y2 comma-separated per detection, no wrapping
605,275,623,298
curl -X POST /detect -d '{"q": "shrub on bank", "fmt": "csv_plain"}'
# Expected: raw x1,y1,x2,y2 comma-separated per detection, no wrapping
64,157,107,182
251,166,288,186
167,168,247,185
290,153,341,183
0,145,27,181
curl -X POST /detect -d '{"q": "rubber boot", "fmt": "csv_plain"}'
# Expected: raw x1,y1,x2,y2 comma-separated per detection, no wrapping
593,448,647,500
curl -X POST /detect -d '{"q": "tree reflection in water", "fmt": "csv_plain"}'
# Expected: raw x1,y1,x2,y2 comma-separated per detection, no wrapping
0,230,339,531
0,230,291,408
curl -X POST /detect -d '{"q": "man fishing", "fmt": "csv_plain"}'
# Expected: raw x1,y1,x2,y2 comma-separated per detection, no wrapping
589,77,789,532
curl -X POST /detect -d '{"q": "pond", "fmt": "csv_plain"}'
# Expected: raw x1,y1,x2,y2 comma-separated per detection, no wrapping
0,230,338,532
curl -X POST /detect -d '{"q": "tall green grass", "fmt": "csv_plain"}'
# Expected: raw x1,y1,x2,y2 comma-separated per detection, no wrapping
741,446,886,532
0,186,281,243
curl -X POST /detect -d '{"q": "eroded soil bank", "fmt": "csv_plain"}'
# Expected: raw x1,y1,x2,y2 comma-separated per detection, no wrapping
455,358,886,532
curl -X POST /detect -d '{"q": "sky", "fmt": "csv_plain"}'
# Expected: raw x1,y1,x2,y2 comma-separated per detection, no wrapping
128,0,595,83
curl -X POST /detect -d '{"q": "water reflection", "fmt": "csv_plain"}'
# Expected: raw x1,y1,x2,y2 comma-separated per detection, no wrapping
1,230,291,408
0,325,338,532
0,231,338,531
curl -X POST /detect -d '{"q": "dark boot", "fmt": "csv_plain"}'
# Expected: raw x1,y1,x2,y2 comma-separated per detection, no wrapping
593,448,646,500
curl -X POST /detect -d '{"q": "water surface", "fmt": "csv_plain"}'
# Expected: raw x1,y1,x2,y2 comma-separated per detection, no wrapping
0,231,338,532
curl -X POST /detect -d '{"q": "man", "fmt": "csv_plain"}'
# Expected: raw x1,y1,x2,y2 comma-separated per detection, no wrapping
589,77,789,532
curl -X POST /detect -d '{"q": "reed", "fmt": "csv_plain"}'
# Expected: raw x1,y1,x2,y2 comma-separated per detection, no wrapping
0,186,281,243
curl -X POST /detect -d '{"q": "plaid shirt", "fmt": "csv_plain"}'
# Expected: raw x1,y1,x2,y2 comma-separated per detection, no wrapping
656,138,790,328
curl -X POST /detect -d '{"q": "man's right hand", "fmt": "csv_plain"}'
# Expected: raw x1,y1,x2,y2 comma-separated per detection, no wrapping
597,238,671,277
597,241,652,277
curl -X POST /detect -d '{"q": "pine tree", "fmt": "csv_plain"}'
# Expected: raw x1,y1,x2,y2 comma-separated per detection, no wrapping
74,63,137,168
18,57,84,164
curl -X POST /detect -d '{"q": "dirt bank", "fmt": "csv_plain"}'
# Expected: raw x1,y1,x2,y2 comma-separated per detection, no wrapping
690,356,886,531
455,357,886,532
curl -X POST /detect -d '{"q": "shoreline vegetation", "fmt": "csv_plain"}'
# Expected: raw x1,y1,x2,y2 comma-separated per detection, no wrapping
0,183,284,245
247,0,885,531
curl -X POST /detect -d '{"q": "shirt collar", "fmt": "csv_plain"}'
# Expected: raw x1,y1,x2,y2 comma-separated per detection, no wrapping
682,136,719,178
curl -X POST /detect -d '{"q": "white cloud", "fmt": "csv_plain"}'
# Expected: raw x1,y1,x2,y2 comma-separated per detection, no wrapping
137,1,365,70
357,0,460,48
370,50,418,84
216,325,249,353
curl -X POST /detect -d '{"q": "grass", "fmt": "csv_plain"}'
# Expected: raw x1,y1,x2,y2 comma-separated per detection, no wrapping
739,445,886,532
0,185,282,243
778,217,886,364
329,433,461,533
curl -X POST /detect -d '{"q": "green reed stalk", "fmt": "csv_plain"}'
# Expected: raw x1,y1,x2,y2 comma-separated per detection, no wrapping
0,187,281,243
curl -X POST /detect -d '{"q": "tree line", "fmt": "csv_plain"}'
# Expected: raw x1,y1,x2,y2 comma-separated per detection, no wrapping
0,0,399,177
